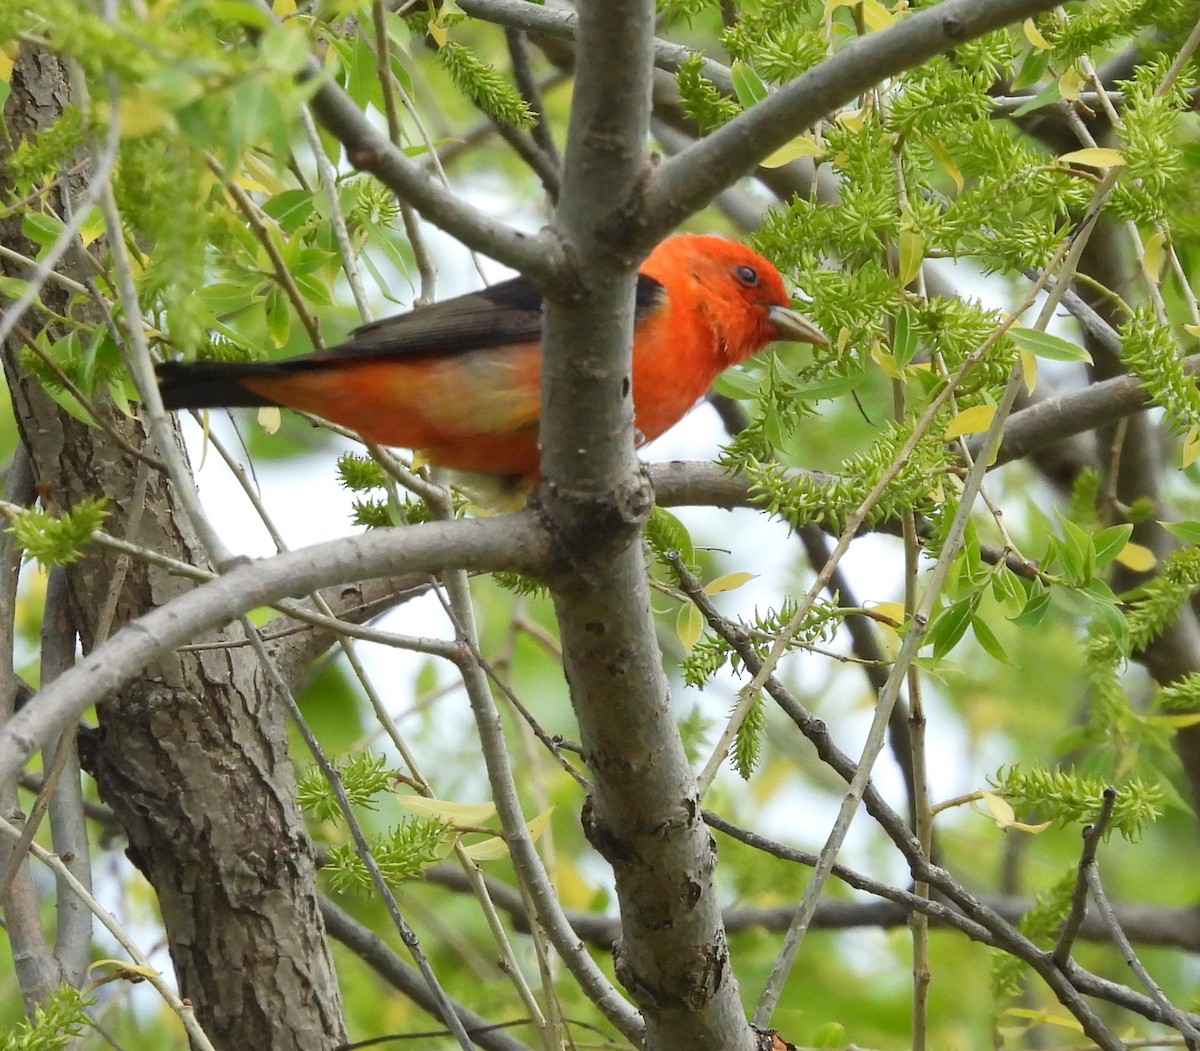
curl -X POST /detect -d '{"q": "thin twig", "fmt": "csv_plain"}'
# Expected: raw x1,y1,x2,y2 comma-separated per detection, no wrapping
431,566,643,1044
0,814,218,1051
1053,788,1115,967
243,617,479,1051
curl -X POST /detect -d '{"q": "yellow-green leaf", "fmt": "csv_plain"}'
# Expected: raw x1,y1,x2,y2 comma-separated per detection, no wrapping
1019,347,1038,394
1138,712,1200,729
78,206,105,249
924,135,963,193
1003,1008,1085,1033
1184,425,1200,468
1060,147,1125,168
870,601,906,628
1141,230,1166,282
945,404,997,438
1022,18,1050,49
978,790,1015,826
427,12,450,46
397,796,497,826
461,835,509,861
116,97,173,138
761,135,824,168
871,340,902,380
837,108,865,130
677,603,703,652
704,571,757,595
257,406,281,434
977,791,1051,834
898,226,924,285
859,0,894,30
461,805,553,861
525,806,554,842
88,959,161,981
1184,324,1200,338
1115,542,1157,572
1058,65,1085,101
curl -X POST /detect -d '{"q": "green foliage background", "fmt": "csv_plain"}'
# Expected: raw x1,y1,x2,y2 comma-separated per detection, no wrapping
4,0,1200,1048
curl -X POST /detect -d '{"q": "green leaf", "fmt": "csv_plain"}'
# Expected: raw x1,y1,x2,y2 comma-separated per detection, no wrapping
0,274,32,301
792,371,865,401
1011,44,1051,91
971,614,1010,664
892,304,918,368
712,366,763,398
730,59,768,109
292,269,333,307
261,23,310,75
646,506,696,573
990,568,1021,608
926,598,974,659
1008,327,1093,364
262,189,317,231
265,284,291,348
1162,520,1200,545
205,0,273,28
22,210,64,246
1010,79,1061,117
1093,523,1134,567
1010,588,1050,627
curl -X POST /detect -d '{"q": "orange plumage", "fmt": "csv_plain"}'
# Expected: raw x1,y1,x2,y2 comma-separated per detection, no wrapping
157,234,825,479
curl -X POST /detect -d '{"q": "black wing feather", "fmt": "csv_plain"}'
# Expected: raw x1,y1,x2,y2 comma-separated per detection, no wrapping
331,270,667,360
157,271,668,409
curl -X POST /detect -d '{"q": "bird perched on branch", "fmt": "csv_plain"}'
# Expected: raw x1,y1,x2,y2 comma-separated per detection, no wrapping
157,234,826,485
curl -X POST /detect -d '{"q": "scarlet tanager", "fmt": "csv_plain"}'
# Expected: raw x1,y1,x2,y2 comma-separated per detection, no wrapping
157,234,826,481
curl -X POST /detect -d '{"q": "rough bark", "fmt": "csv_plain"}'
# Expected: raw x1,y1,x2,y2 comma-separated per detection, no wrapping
1,50,346,1050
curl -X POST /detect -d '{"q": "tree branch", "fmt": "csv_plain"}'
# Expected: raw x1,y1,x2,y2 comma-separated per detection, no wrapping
638,0,1067,246
320,896,536,1051
533,1,760,1048
0,513,550,791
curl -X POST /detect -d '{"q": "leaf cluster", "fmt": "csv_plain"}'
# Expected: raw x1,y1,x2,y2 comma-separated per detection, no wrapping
740,421,953,535
681,596,838,687
990,764,1162,841
324,818,452,893
674,54,741,133
297,752,396,823
721,8,826,85
731,692,766,779
0,985,92,1051
1121,307,1200,438
5,497,107,569
436,41,537,130
298,753,452,891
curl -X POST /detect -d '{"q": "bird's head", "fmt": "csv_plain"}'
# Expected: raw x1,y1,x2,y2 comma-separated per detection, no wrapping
646,234,827,365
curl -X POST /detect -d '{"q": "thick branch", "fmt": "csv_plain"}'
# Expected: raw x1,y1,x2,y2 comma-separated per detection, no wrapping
0,513,549,791
536,1,757,1049
639,0,1066,245
425,862,1200,953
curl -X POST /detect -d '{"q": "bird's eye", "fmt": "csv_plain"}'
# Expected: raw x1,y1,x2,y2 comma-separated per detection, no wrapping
734,264,759,286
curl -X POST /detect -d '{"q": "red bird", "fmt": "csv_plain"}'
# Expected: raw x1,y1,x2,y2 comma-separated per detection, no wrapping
157,234,826,480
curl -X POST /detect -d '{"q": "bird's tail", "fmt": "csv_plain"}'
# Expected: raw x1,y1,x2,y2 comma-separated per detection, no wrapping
156,360,282,410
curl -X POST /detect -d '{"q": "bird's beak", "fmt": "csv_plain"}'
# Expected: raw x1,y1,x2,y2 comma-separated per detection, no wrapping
769,304,828,346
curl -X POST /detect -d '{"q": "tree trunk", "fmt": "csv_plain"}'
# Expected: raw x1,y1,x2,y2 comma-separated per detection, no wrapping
1,50,346,1050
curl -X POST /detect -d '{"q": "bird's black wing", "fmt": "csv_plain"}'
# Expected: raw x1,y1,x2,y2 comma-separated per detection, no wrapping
321,270,668,361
